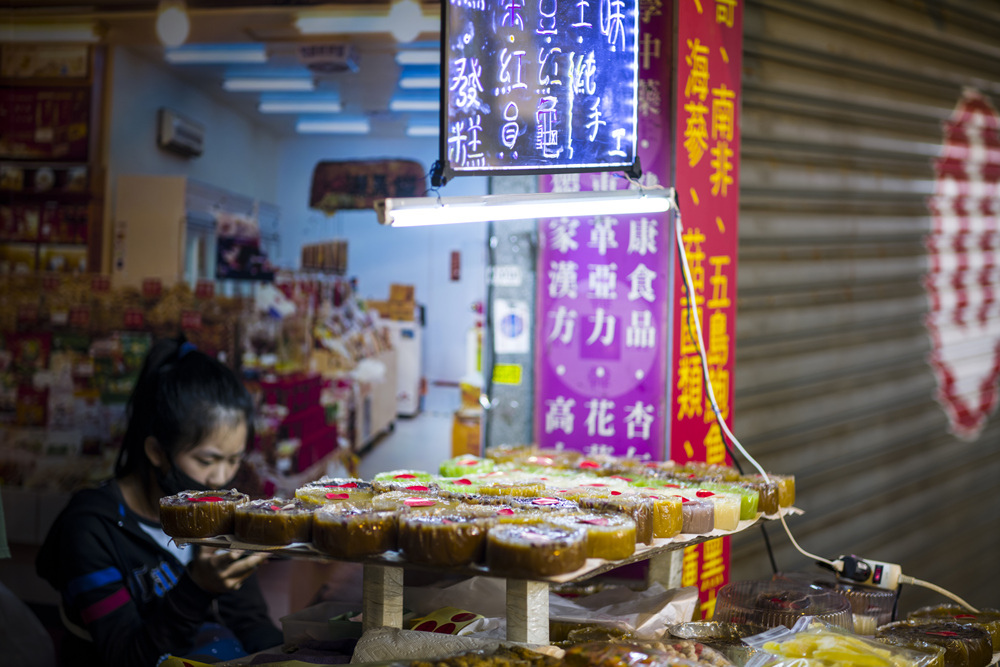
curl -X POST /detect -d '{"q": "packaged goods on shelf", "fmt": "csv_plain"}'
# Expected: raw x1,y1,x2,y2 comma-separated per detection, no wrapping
744,618,947,667
164,450,801,580
0,274,245,510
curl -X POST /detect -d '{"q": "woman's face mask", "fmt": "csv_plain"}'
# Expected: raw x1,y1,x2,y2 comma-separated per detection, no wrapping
154,419,247,496
155,464,235,496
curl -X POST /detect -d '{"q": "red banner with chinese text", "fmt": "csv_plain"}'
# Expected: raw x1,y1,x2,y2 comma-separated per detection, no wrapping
669,0,742,619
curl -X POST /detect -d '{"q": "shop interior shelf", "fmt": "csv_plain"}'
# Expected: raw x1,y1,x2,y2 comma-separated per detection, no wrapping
176,507,801,645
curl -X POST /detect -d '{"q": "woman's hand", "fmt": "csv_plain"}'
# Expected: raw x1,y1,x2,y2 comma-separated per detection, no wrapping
188,547,269,594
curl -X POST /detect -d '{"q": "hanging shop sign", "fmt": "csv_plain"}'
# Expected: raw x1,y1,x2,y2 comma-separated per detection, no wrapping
669,0,743,620
442,0,640,179
925,89,1000,441
309,159,426,216
534,1,672,461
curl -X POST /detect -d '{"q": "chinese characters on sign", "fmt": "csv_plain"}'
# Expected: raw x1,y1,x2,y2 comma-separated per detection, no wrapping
444,0,640,176
535,0,672,461
672,0,742,620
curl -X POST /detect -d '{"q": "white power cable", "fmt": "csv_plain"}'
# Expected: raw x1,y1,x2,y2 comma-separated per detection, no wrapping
669,189,990,610
669,188,840,571
898,575,980,613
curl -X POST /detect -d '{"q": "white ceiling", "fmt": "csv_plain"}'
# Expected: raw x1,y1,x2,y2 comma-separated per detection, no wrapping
5,1,442,139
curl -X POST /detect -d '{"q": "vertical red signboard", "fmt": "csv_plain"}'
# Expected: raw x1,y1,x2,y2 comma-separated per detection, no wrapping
670,0,743,619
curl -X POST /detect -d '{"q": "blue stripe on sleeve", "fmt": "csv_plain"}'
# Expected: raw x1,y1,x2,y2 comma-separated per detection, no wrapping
66,567,123,602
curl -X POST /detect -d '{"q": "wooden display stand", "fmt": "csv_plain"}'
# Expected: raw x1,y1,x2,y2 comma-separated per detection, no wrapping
180,509,800,645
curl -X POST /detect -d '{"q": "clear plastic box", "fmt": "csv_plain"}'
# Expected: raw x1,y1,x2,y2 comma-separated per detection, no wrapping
773,570,896,634
712,580,853,631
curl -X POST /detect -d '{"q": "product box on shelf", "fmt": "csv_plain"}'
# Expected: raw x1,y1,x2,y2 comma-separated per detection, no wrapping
259,373,323,415
389,283,415,303
280,404,327,442
388,300,415,322
296,423,338,471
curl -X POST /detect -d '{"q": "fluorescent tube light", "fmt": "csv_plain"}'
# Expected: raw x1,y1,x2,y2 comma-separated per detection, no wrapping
377,188,673,227
224,77,314,92
258,94,342,114
406,124,439,137
166,44,268,64
399,65,440,89
296,5,438,39
389,93,440,112
1,23,98,43
396,49,439,66
296,117,370,134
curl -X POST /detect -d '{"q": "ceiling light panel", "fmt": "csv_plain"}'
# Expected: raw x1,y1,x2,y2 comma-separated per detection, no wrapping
224,77,314,92
295,5,438,39
406,124,439,137
258,94,342,114
296,116,371,134
395,49,440,66
399,65,440,89
389,91,440,112
166,44,268,65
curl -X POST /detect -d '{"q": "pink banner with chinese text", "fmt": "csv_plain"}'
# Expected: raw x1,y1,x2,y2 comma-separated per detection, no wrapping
535,0,673,461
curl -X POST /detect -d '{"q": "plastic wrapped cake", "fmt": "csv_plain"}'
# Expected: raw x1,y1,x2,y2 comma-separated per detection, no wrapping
160,489,248,538
233,498,312,545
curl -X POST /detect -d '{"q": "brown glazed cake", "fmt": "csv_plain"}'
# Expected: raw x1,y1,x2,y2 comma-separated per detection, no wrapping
485,522,587,578
907,606,1000,646
509,496,580,514
233,498,313,546
370,491,457,513
160,489,248,538
398,513,494,566
877,621,993,667
312,507,398,559
740,478,780,515
551,513,637,560
476,481,547,498
576,494,654,545
295,477,374,506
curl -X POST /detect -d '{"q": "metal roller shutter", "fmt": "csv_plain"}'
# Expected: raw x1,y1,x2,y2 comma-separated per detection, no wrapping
730,0,1000,613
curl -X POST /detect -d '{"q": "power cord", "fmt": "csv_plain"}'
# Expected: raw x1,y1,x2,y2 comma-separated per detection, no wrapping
898,575,980,612
668,187,840,571
666,186,980,612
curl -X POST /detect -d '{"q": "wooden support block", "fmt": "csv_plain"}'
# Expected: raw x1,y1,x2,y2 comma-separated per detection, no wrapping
362,563,404,633
506,579,549,644
647,549,684,590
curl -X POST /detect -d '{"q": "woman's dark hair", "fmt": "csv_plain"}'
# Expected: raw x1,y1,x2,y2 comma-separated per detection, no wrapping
114,336,254,479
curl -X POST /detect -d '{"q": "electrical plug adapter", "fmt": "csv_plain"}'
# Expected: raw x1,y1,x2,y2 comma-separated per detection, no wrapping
834,555,902,591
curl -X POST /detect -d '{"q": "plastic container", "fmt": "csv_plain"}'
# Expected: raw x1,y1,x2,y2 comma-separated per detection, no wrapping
712,580,854,631
773,570,896,634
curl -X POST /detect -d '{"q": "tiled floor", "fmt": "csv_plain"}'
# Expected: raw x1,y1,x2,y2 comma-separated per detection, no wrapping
259,385,459,625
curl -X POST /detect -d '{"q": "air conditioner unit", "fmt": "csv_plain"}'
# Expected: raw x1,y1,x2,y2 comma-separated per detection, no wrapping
157,108,204,157
297,42,358,73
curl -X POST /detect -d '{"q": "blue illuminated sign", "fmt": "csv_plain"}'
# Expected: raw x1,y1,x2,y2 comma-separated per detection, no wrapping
442,0,640,179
